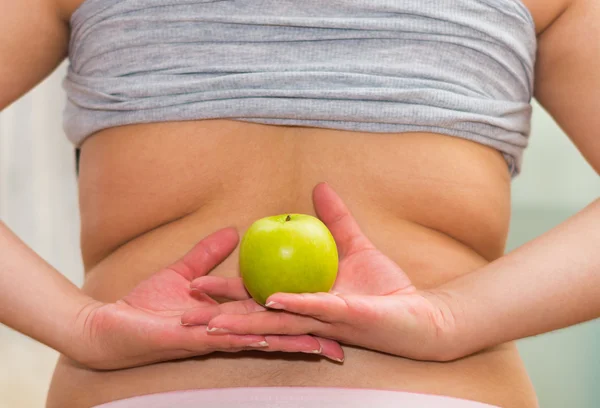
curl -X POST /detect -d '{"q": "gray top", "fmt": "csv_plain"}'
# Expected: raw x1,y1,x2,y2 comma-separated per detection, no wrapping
64,0,536,176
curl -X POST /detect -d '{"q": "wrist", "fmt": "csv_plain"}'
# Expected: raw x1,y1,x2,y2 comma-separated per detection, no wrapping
63,296,106,366
420,287,470,362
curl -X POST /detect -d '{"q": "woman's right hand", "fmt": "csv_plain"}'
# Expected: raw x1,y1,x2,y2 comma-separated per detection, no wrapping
70,228,344,370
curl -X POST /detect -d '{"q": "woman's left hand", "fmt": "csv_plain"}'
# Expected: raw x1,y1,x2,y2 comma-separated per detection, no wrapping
182,183,462,362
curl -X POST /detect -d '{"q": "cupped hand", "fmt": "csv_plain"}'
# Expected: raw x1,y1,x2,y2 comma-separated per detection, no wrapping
72,228,343,370
182,183,461,362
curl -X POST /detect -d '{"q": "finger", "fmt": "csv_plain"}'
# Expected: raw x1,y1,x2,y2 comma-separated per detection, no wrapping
168,228,239,281
176,322,339,359
200,333,270,351
181,302,343,361
314,337,345,363
312,182,373,257
215,335,343,362
190,276,250,301
206,310,330,337
262,335,345,362
173,323,270,351
261,334,321,354
172,314,345,362
265,292,350,323
180,298,265,325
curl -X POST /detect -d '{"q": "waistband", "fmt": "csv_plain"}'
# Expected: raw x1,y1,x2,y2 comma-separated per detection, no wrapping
93,387,500,408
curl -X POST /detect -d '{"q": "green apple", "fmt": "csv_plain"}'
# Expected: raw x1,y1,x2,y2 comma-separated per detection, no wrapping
239,214,338,305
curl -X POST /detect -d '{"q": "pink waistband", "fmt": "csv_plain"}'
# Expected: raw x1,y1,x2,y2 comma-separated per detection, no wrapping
94,387,500,408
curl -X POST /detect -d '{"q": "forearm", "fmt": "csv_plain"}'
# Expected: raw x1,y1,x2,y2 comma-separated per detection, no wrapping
441,198,600,358
0,221,97,359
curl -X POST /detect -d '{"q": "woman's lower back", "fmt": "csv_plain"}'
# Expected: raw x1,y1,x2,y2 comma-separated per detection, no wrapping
47,120,537,408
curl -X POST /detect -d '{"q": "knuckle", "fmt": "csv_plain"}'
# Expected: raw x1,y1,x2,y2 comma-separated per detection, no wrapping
205,334,231,351
341,296,369,321
200,240,218,258
276,313,296,334
220,335,237,349
243,300,257,313
311,323,332,338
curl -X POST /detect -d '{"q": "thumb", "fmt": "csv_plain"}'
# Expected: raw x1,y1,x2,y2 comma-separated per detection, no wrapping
169,227,239,281
312,182,373,257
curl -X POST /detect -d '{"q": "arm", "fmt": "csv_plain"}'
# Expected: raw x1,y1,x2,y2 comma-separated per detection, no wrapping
436,0,600,358
0,0,80,360
1,0,69,110
438,198,600,359
533,0,600,173
0,223,99,361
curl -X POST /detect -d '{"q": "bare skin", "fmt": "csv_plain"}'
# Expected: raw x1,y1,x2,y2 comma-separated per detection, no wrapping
1,0,598,407
49,124,537,408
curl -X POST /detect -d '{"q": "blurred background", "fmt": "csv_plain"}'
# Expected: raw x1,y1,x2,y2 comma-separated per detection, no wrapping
1,63,599,408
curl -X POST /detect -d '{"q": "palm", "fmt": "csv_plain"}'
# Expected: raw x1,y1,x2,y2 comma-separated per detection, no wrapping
333,246,412,296
311,184,448,358
79,229,258,369
316,185,414,297
122,268,217,316
96,267,221,356
99,268,222,356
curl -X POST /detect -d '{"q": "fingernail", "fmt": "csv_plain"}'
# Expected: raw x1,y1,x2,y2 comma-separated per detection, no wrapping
207,326,230,333
327,356,344,363
180,321,193,326
248,341,269,348
265,301,285,310
308,343,323,354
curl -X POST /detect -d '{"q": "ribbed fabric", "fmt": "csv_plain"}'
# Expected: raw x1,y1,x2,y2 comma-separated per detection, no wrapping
64,0,536,176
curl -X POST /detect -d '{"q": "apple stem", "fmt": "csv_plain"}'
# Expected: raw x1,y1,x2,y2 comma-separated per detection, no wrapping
285,215,291,222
